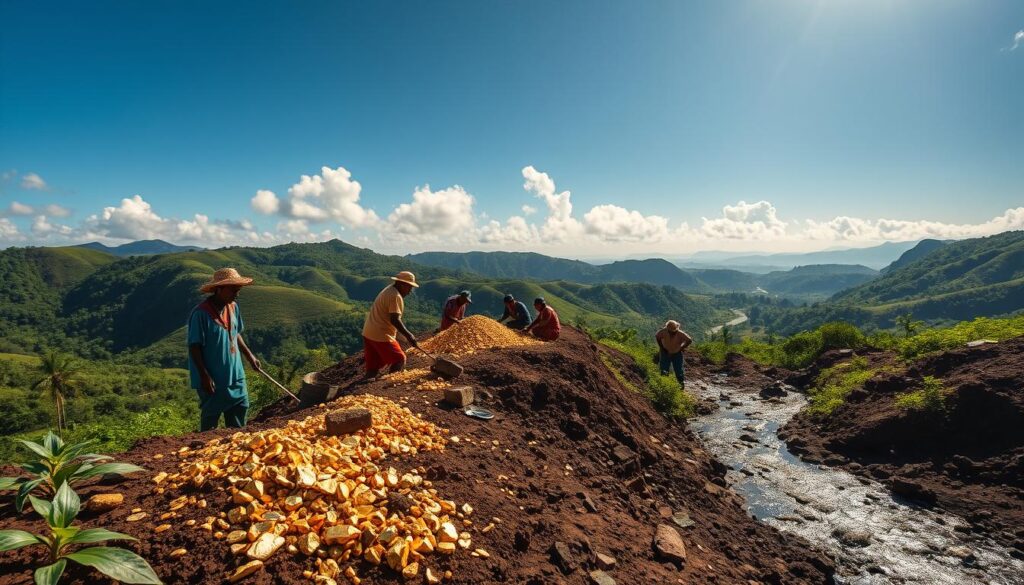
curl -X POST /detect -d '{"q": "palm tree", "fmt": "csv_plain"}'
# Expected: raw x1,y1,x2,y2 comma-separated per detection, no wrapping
721,325,733,345
31,351,81,437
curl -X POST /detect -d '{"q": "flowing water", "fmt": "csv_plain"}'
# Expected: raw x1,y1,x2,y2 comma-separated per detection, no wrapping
690,377,1024,585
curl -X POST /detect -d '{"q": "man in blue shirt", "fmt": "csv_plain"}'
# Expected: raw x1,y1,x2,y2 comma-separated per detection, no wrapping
496,294,532,330
187,268,261,431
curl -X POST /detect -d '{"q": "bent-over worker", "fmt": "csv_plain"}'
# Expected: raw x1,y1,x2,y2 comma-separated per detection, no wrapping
526,297,561,341
188,267,261,431
439,290,472,331
497,294,531,330
363,271,421,378
656,320,693,387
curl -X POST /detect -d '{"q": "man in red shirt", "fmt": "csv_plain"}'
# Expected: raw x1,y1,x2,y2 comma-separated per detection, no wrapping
526,297,561,341
439,290,472,331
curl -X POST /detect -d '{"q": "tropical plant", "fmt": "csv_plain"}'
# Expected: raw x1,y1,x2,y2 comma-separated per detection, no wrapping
31,352,81,436
0,481,161,584
0,431,143,512
895,376,948,412
895,313,924,338
720,325,733,345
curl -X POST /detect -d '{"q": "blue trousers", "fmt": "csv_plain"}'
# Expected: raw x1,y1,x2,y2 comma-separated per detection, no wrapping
659,350,685,385
200,402,248,431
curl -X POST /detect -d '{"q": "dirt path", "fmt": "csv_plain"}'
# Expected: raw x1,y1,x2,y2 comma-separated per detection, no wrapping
709,310,748,335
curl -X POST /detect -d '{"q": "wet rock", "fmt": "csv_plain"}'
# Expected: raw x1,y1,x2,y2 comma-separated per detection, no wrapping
759,381,789,398
653,524,687,564
832,527,872,547
739,434,758,443
889,477,937,505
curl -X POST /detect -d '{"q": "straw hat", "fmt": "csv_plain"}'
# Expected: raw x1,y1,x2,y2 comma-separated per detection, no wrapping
200,267,254,293
665,320,680,332
390,271,419,288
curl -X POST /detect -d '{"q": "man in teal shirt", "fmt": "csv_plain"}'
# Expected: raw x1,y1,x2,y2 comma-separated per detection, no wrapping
188,268,261,431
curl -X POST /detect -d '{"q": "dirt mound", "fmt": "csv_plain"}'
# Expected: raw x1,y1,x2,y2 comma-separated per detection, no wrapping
420,315,541,356
780,336,1024,555
0,327,833,584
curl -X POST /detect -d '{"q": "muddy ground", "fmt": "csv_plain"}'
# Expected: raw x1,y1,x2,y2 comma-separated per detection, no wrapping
0,327,833,584
780,337,1024,557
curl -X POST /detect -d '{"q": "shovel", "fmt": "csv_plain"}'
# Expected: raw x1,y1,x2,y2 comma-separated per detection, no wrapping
413,346,464,380
255,366,301,402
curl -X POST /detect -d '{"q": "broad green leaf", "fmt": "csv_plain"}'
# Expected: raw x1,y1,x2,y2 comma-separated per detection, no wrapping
60,439,99,462
17,439,53,460
52,526,80,544
34,559,66,585
72,462,145,481
0,476,21,491
29,495,54,524
65,547,162,584
0,529,42,551
16,479,45,512
66,528,137,545
51,482,80,528
20,461,49,476
42,431,62,454
51,461,86,489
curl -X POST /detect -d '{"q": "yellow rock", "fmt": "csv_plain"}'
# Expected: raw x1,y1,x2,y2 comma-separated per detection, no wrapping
386,539,409,571
436,542,456,555
169,548,187,558
323,525,361,544
474,548,490,558
227,506,247,525
226,530,247,544
298,532,320,555
438,522,458,543
84,493,123,513
364,545,383,565
402,562,419,580
152,472,168,484
284,495,303,511
126,512,147,522
154,524,171,533
230,543,248,555
426,567,442,584
227,560,263,582
246,532,285,561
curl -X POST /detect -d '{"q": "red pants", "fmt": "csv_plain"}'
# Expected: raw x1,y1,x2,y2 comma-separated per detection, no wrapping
363,336,406,372
531,327,560,341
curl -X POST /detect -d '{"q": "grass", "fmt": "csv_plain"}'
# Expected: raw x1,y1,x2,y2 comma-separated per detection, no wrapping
596,335,695,418
240,285,353,328
806,356,878,417
872,314,1024,359
894,376,947,412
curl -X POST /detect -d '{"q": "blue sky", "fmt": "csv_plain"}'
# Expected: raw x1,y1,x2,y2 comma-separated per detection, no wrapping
1,1,1022,256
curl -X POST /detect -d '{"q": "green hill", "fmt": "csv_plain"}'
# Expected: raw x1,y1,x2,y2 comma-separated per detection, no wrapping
0,239,728,366
750,231,1024,334
408,251,703,291
880,239,949,274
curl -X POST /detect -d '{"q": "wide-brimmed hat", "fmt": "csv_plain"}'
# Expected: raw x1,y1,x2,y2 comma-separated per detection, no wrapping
390,271,419,287
200,267,254,293
665,320,680,332
458,290,472,303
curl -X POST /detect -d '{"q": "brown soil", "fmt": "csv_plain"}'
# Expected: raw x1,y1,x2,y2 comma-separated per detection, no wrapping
0,327,834,584
780,337,1024,557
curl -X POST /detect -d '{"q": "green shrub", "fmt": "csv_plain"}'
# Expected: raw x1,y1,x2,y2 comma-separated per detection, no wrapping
594,336,695,418
818,321,865,351
895,376,947,412
807,356,876,417
778,330,823,369
891,315,1024,360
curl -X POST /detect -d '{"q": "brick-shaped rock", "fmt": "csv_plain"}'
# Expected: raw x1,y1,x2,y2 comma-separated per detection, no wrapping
325,407,373,436
444,386,474,407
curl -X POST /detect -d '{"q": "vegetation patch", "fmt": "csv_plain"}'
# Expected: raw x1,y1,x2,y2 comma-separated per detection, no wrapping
807,356,878,418
591,328,695,418
894,376,948,412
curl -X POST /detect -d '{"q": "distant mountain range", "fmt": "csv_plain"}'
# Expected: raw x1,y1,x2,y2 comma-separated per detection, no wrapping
752,231,1024,333
76,239,204,256
675,241,920,272
409,251,879,299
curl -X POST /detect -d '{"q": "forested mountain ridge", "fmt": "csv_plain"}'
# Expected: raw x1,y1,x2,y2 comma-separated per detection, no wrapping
0,240,726,366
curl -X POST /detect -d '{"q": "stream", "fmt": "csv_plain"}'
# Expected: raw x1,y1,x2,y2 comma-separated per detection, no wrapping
690,376,1024,585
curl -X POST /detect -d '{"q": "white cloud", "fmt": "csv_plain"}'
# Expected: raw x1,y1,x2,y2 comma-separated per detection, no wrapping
521,165,584,241
89,195,168,240
387,185,476,237
479,215,540,244
85,194,260,245
7,201,34,216
280,166,379,227
42,204,71,218
0,218,20,240
805,207,1024,241
701,200,788,239
251,189,280,214
1006,29,1024,51
521,204,537,216
20,172,47,190
583,204,670,242
31,215,73,237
